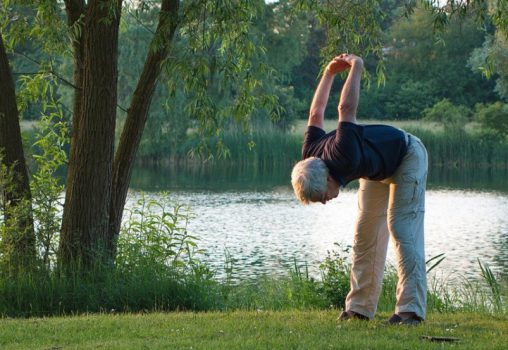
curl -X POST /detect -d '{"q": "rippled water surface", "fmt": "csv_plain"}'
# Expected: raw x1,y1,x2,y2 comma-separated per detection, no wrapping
129,165,508,281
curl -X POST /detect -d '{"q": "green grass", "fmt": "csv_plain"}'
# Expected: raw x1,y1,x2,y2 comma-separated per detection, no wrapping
1,310,506,349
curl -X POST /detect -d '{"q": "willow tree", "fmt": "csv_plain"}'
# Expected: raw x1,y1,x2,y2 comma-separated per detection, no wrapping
58,0,271,267
2,0,507,270
5,0,281,268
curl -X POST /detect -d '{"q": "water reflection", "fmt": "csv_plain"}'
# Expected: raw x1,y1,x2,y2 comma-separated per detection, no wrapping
429,166,508,193
128,164,508,281
131,162,508,193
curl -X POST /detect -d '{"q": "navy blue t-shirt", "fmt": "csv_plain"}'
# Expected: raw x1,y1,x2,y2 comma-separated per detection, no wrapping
301,122,407,187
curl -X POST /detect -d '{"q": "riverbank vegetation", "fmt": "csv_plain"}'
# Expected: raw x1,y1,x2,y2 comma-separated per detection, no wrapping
0,194,506,318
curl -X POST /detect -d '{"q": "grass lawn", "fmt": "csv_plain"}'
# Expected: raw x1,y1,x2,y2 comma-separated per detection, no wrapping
1,310,506,349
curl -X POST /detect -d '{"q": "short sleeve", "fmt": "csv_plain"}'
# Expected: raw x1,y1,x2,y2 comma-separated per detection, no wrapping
323,122,363,183
332,122,363,165
302,126,326,158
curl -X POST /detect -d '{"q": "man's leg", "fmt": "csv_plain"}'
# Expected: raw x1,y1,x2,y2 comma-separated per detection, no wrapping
387,136,428,320
345,178,390,319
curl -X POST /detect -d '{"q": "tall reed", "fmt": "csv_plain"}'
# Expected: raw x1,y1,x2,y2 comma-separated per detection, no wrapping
407,128,508,167
145,127,508,169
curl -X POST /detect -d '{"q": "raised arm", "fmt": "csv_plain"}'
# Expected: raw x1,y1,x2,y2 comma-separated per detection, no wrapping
337,54,363,124
307,56,349,129
307,54,363,129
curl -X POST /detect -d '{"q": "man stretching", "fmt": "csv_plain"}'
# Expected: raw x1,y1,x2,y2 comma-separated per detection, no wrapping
291,53,428,325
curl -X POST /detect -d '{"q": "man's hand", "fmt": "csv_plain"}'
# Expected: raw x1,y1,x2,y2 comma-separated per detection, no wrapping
325,56,349,75
326,54,363,75
338,53,363,67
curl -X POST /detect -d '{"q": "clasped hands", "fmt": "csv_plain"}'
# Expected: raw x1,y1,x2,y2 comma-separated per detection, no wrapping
325,53,363,75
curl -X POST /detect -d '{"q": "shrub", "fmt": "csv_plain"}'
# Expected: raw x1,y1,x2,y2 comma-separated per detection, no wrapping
422,98,471,132
474,102,508,138
319,243,351,309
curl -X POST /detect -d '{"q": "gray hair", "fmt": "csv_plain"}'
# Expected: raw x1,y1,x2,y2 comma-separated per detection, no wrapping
291,157,328,204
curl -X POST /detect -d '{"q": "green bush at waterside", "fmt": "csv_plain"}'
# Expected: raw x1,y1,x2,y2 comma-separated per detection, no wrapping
0,194,222,317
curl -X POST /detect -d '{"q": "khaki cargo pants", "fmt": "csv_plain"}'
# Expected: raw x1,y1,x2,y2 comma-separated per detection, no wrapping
345,134,428,320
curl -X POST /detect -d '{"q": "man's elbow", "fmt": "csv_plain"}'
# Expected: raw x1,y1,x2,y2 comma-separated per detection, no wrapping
338,104,357,122
309,109,324,122
338,103,354,115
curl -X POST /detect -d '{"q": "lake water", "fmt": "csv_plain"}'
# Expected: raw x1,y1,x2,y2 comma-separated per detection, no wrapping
129,163,508,282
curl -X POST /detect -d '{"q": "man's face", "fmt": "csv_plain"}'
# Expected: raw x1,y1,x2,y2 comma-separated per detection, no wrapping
310,176,340,204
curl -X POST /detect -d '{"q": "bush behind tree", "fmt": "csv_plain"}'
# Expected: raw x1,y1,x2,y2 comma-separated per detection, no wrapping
474,102,508,139
422,98,471,132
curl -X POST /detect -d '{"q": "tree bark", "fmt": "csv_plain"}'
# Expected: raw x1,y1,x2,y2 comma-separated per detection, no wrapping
59,0,122,268
62,0,85,244
0,33,36,273
108,0,180,252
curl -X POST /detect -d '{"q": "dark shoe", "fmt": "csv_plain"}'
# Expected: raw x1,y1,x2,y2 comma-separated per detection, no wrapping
338,310,369,321
387,313,423,326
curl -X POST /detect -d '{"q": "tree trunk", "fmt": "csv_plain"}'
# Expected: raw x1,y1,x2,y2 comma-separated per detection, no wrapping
0,33,36,273
59,0,122,268
108,0,180,252
62,0,85,249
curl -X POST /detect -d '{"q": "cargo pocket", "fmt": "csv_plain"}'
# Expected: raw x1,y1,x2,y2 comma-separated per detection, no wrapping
390,174,423,213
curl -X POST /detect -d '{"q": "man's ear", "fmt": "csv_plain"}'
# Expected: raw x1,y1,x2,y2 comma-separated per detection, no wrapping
326,174,333,182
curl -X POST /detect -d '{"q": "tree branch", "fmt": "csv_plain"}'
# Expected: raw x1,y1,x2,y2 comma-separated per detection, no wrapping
12,51,128,114
64,0,86,25
110,0,180,242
